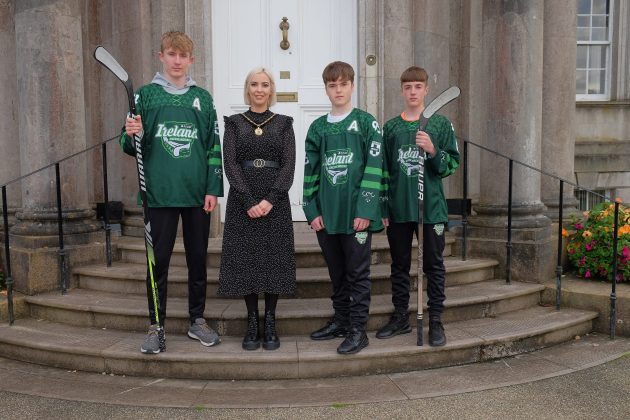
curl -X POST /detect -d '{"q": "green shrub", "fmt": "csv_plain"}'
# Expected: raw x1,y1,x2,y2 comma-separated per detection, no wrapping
566,202,630,282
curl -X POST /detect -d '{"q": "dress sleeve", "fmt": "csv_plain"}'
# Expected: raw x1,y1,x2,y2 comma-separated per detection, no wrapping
222,116,258,209
264,116,296,205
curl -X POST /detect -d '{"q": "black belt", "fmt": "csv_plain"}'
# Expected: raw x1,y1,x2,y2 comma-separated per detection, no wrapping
242,159,280,169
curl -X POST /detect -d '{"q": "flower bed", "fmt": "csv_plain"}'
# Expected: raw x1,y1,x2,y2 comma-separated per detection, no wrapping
566,202,630,282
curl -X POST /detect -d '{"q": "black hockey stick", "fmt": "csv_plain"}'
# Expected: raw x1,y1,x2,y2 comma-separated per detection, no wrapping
416,86,460,346
93,46,165,352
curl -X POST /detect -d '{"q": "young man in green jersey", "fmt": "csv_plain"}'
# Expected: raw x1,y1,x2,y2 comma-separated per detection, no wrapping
377,66,459,346
122,31,224,354
303,61,384,355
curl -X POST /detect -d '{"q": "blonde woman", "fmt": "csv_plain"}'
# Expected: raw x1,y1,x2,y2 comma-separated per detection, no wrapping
218,68,296,351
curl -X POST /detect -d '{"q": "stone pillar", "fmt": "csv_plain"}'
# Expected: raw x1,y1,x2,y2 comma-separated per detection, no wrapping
12,0,102,294
382,0,414,121
541,0,579,221
467,0,553,282
0,0,20,230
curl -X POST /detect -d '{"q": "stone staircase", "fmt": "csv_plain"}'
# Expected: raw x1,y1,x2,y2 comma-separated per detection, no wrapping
0,233,597,380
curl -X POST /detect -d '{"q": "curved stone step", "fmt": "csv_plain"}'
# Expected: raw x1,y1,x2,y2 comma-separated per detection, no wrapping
73,257,497,299
0,306,596,380
116,234,455,269
24,280,543,335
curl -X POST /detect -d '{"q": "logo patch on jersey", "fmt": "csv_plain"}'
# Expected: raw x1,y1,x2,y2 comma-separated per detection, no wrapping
397,145,422,176
347,120,359,132
192,97,201,111
323,148,353,186
155,121,198,158
433,224,445,236
355,231,368,245
370,141,381,157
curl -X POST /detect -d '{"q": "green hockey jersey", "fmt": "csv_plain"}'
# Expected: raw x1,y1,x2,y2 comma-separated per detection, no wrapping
303,108,384,234
120,83,223,207
382,113,459,224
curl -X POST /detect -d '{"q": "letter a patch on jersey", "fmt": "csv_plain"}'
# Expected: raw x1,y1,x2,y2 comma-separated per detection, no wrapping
192,97,201,111
347,120,359,132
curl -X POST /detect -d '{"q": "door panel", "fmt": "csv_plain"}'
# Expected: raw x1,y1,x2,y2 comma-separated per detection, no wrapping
212,0,357,221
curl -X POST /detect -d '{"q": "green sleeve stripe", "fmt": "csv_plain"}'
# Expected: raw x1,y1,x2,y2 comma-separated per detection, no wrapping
360,180,381,190
383,170,389,177
303,174,320,182
364,166,382,176
212,145,221,152
381,184,389,191
303,185,319,196
208,158,222,166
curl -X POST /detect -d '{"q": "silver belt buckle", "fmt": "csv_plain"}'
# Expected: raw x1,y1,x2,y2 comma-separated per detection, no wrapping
254,158,265,168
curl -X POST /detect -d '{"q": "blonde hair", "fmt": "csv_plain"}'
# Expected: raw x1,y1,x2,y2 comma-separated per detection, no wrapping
160,31,194,55
243,67,277,107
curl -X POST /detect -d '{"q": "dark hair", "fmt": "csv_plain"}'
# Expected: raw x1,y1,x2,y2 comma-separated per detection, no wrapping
322,61,355,84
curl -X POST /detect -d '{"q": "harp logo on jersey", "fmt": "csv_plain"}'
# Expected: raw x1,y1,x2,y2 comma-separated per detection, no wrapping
397,145,422,176
155,121,198,158
324,148,353,186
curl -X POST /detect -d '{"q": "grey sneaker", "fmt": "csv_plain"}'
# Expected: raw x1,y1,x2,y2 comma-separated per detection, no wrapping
188,318,221,347
141,324,164,354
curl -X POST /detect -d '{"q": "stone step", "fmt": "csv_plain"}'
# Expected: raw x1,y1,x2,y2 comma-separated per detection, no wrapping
0,306,596,380
116,234,455,269
73,257,497,299
24,280,543,336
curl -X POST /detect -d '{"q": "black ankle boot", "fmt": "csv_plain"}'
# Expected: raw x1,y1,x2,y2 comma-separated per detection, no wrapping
263,310,280,350
242,310,260,350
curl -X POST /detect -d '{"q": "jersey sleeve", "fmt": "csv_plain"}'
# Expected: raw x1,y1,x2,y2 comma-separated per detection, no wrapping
302,123,322,223
205,101,224,197
265,116,296,205
222,116,257,208
426,116,460,179
356,115,384,222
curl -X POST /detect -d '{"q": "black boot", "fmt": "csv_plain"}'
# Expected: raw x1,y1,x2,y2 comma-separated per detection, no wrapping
242,310,260,350
376,308,411,339
262,310,280,350
337,327,369,355
429,319,446,347
310,317,350,340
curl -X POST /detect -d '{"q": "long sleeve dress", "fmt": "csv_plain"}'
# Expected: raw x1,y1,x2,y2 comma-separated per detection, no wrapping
218,109,297,296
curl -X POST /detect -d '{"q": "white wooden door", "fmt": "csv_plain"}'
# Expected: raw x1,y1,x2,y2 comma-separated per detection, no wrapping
211,0,358,221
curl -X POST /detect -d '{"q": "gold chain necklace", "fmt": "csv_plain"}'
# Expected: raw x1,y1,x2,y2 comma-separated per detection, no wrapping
240,112,276,136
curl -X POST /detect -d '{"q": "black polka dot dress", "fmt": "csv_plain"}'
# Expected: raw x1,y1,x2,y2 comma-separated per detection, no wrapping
218,109,297,296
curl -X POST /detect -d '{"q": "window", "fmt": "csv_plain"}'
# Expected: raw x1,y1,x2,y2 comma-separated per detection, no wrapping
575,189,607,211
576,0,612,100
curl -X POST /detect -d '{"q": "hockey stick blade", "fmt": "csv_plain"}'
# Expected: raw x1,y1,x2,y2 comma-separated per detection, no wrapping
418,86,461,132
93,46,136,113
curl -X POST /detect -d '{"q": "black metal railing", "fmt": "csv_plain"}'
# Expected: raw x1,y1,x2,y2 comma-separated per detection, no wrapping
459,137,627,339
1,134,119,324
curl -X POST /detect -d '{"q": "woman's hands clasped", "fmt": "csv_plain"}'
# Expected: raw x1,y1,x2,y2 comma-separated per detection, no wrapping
247,199,273,218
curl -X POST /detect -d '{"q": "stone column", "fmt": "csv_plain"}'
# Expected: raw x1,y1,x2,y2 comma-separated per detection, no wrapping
0,0,20,231
382,0,414,121
12,0,102,294
467,0,553,282
541,0,579,220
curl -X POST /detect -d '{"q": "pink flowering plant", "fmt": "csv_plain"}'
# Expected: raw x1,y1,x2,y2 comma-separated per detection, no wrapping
566,202,630,283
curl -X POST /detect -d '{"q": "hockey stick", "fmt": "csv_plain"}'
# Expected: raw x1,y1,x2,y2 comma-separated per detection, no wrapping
416,86,460,346
93,46,165,352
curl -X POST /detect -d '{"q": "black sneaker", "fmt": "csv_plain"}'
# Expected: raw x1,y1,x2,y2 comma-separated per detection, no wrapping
310,318,349,340
337,327,369,355
429,320,447,347
376,309,411,339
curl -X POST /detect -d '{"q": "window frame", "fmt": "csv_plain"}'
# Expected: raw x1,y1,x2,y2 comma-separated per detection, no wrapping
576,0,614,101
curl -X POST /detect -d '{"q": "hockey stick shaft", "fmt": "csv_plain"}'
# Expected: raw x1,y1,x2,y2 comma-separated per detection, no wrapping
416,86,460,346
93,46,164,350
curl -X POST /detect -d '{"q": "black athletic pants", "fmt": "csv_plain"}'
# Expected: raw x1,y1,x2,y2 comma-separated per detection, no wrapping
146,207,210,327
386,222,446,320
316,230,372,330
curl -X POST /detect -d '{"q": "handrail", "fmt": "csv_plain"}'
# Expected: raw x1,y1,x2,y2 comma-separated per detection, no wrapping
458,136,626,339
2,133,121,323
